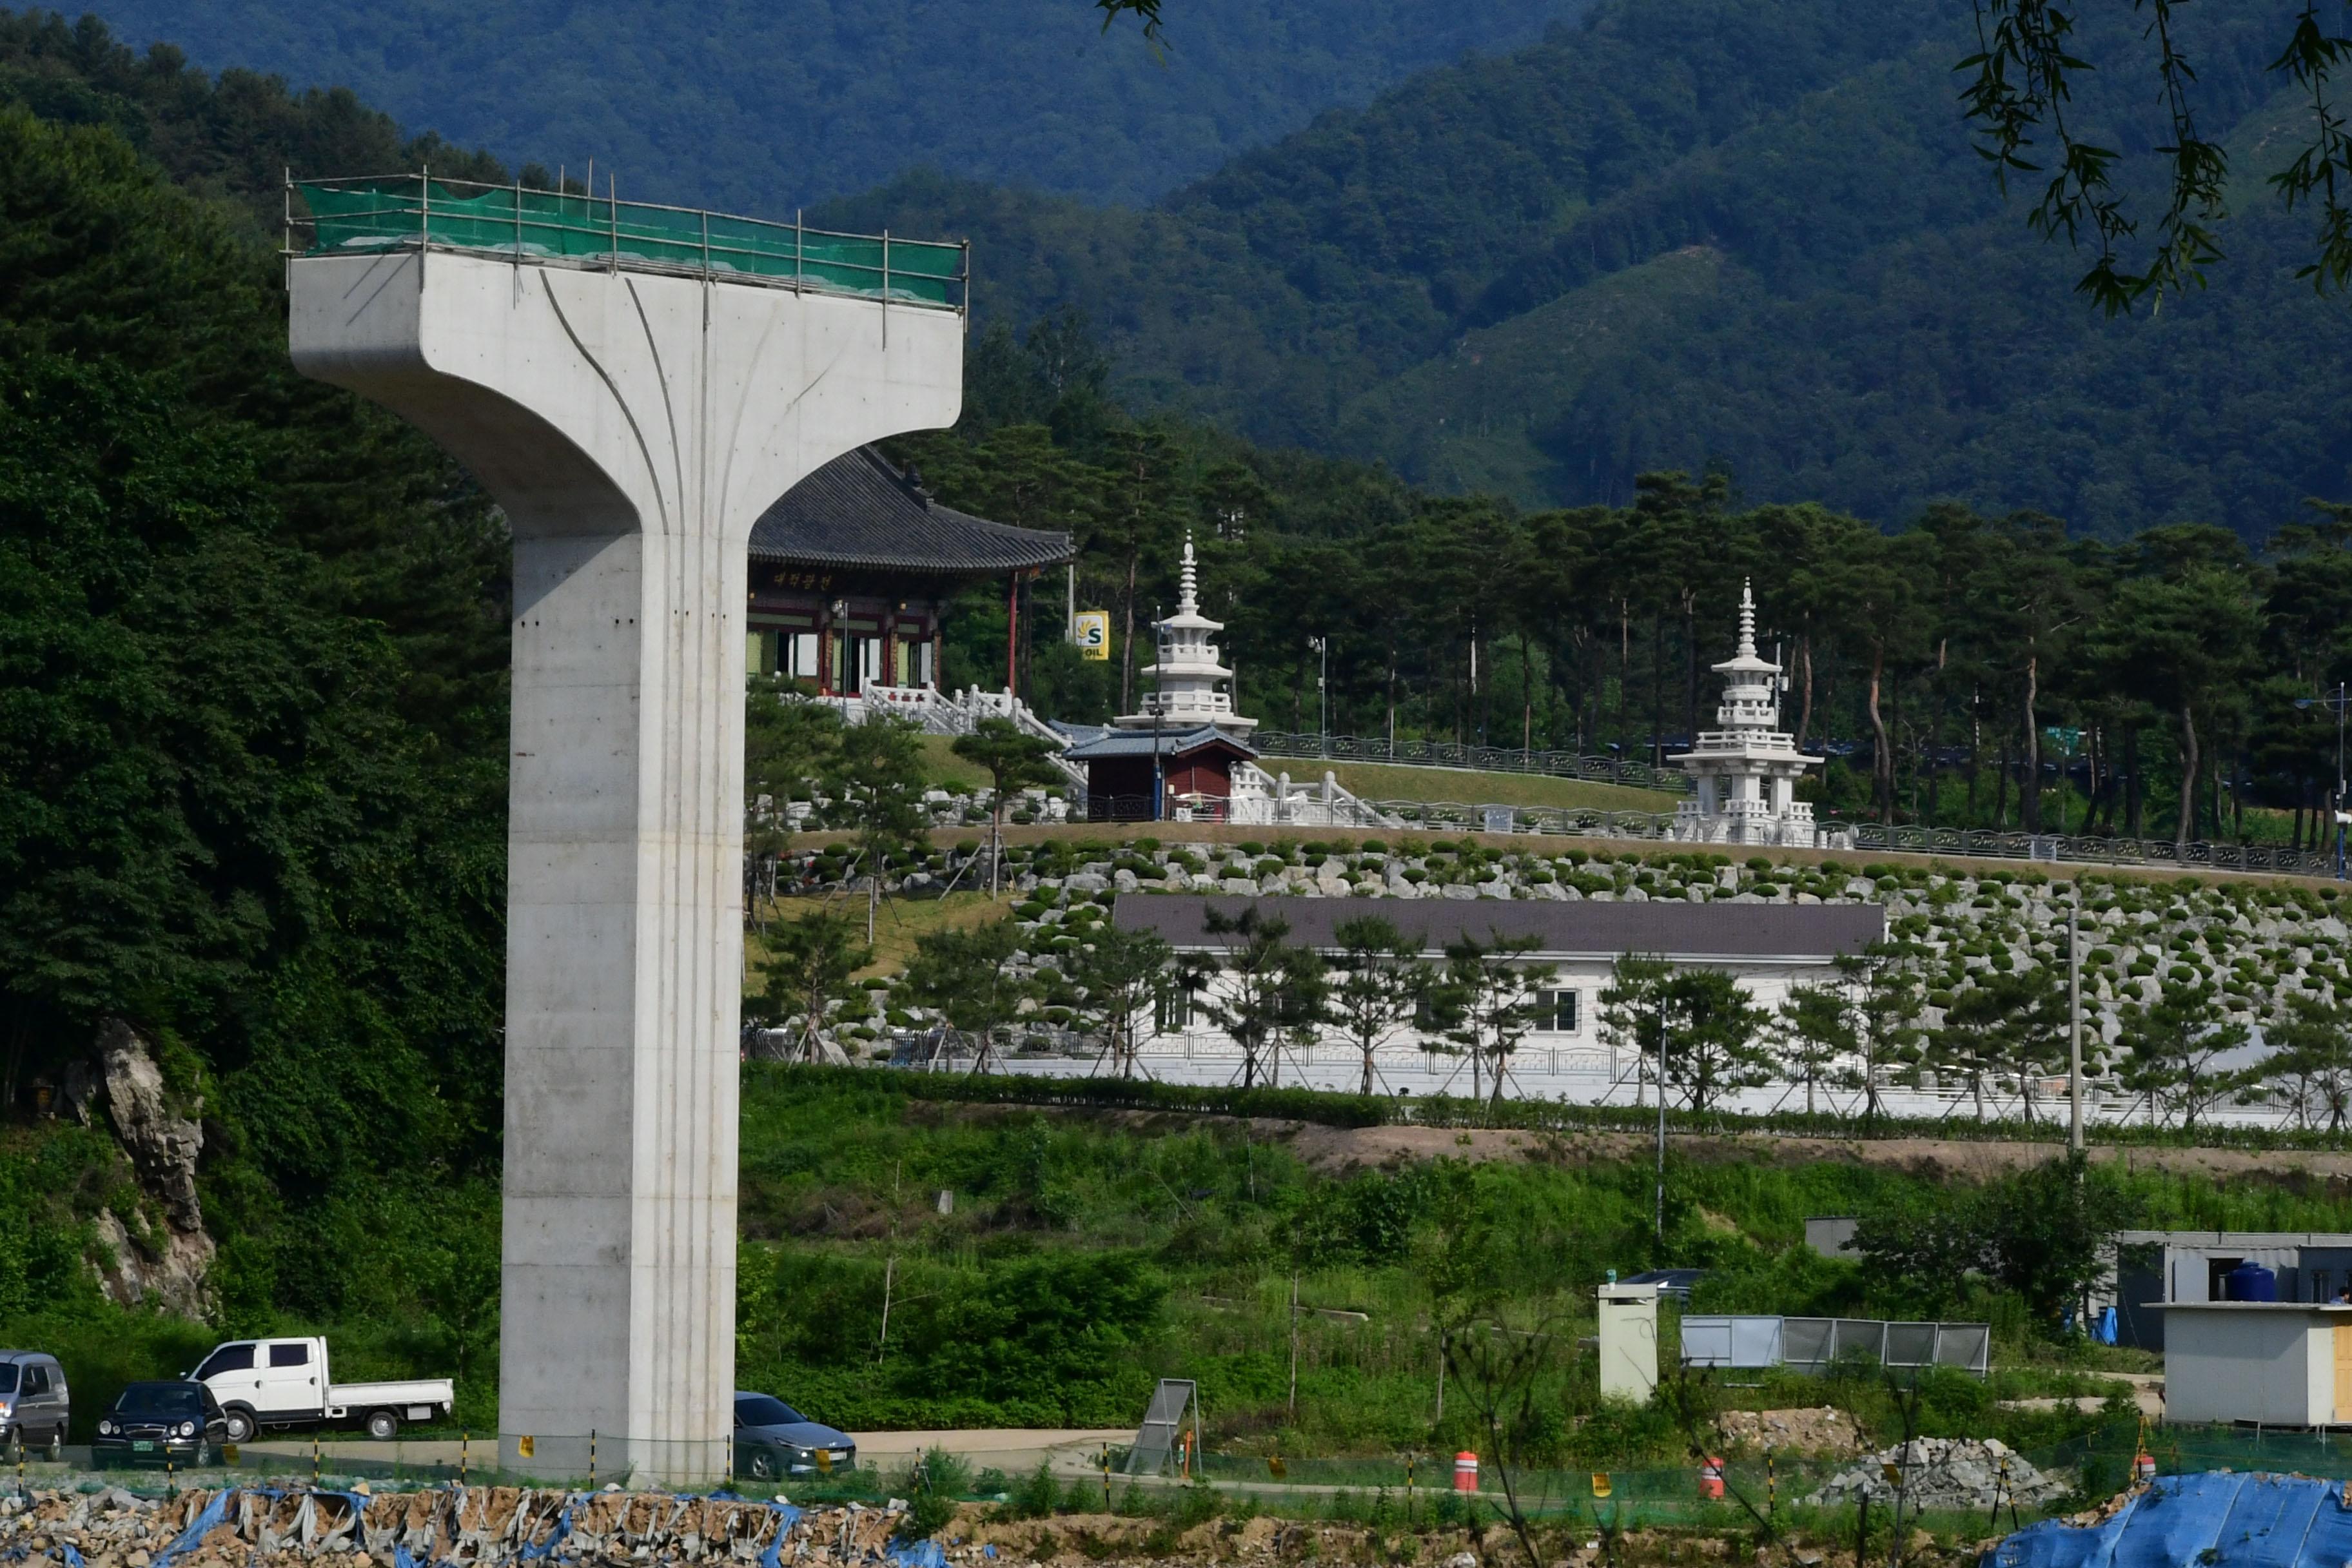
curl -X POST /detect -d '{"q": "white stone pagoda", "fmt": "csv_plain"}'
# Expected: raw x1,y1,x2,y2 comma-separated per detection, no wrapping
1667,582,1832,847
1114,533,1257,740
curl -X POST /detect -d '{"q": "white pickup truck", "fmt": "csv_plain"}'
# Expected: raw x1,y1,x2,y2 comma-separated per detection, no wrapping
189,1337,453,1442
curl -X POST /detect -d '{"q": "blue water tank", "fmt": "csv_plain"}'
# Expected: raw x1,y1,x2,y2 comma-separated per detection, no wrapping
2224,1261,2280,1302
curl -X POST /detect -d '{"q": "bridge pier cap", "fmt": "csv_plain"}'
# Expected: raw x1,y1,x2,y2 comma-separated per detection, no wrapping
285,177,965,1484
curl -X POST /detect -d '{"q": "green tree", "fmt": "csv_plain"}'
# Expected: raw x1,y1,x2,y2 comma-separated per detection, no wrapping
1197,905,1324,1090
1325,914,1427,1096
1659,968,1771,1114
2271,992,2352,1133
1775,979,1855,1118
903,917,1034,1068
2115,986,2251,1132
1932,966,2066,1122
832,716,931,943
951,716,1067,897
1599,954,1674,1108
750,910,873,1063
1856,1154,2141,1329
1431,931,1556,1108
1952,1,2352,306
1066,922,1175,1078
743,684,843,930
2084,568,2261,850
1835,941,1929,1127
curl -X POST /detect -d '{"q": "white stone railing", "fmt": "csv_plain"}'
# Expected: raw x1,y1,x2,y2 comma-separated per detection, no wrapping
1228,762,1396,828
802,685,1084,786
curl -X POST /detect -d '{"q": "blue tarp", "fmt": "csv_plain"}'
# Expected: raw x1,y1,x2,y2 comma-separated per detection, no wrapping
1988,1474,2352,1567
148,1488,235,1568
756,1500,804,1568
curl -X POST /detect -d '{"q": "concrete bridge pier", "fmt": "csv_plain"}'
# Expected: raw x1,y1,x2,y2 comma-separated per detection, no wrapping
289,244,962,1482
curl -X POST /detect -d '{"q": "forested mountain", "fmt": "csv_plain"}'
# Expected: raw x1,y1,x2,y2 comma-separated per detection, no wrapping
40,0,2352,538
71,0,1582,210
822,0,2352,542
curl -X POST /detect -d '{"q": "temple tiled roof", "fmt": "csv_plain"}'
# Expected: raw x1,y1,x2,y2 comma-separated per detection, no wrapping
748,448,1073,574
1055,723,1256,761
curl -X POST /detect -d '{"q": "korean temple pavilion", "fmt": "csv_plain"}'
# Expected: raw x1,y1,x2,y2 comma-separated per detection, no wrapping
1058,533,1261,820
745,447,1072,694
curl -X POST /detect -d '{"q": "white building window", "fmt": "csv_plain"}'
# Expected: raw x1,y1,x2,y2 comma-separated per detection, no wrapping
1532,989,1579,1034
1154,982,1195,1034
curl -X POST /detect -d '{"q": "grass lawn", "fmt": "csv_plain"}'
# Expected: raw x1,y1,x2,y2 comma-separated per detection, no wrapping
916,734,992,790
747,890,1014,983
1322,760,1676,812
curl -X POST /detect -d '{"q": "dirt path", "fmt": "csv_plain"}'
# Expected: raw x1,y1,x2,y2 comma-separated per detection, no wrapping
931,1102,2352,1187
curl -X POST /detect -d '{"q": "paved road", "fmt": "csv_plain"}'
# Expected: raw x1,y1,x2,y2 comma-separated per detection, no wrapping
235,1429,1133,1478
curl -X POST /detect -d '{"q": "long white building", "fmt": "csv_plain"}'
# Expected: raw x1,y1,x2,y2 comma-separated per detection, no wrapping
1112,896,1884,1090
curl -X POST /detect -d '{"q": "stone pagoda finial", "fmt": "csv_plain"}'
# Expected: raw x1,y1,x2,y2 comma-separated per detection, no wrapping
1177,531,1200,616
1736,578,1758,662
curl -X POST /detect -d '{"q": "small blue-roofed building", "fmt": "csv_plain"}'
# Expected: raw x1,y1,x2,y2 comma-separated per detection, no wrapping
1057,723,1259,823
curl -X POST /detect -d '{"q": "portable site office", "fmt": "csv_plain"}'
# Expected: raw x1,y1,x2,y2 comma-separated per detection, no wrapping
2160,1303,2352,1427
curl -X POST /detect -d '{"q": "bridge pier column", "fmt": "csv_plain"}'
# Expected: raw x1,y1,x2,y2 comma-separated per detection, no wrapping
291,247,961,1482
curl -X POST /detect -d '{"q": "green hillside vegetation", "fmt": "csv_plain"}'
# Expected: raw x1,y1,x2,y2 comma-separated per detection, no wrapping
822,0,2350,540
1331,246,1725,503
734,1067,2347,1452
0,65,511,1420
68,0,1583,209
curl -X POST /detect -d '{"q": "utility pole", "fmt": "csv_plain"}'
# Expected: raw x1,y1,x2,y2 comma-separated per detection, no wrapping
2068,906,2084,1154
1654,994,1669,1244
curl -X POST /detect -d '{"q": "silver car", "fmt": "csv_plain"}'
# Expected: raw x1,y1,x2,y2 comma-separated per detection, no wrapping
0,1353,68,1459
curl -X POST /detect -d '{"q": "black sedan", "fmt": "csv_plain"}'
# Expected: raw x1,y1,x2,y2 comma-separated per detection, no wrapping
732,1392,856,1482
92,1381,227,1469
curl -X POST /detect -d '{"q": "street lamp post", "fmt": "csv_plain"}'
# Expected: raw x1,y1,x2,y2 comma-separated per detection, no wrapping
1308,635,1328,756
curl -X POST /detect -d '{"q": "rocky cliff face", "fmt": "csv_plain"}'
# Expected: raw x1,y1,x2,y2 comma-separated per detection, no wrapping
60,1019,215,1317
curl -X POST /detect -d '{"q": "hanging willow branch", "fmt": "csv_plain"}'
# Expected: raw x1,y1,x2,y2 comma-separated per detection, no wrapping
1954,0,2352,308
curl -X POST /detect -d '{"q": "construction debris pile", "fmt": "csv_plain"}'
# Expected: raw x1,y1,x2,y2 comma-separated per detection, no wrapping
1714,1407,1865,1456
0,1486,946,1568
1808,1439,2071,1513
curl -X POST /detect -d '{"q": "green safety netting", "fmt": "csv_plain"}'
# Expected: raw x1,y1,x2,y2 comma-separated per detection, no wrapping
296,178,963,306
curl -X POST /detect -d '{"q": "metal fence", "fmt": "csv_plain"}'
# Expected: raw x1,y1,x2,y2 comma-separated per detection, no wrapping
288,173,968,311
1679,1317,1992,1377
1840,821,2342,877
1250,732,1694,792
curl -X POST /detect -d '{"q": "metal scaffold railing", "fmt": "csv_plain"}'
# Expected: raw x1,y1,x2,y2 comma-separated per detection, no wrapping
286,173,968,311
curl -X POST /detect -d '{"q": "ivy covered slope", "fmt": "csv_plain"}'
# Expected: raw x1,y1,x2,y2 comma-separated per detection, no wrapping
0,53,511,1418
825,0,2351,538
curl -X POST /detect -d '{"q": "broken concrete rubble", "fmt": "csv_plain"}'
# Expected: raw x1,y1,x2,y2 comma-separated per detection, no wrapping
0,1486,928,1568
1808,1437,2070,1511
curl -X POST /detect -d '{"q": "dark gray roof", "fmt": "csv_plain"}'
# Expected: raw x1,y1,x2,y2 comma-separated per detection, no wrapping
748,447,1073,574
1115,896,1884,961
1057,723,1257,761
